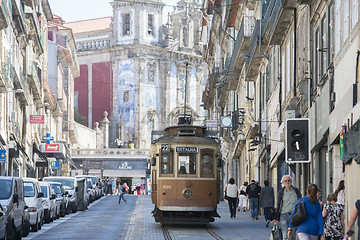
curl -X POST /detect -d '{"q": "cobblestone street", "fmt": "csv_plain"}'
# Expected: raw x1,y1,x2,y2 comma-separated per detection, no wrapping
127,195,271,240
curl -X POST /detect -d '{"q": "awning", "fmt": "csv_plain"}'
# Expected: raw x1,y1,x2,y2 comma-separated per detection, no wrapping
33,143,48,168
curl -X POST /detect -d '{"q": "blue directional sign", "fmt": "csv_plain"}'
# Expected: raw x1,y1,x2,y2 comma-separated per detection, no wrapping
50,160,59,170
0,149,6,163
42,132,54,144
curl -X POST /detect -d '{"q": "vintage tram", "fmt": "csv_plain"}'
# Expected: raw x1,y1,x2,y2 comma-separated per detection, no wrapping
150,117,221,225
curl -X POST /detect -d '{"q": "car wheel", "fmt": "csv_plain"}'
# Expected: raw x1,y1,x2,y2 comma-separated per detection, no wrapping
22,218,30,237
6,223,16,240
38,216,43,230
31,218,39,232
15,221,22,240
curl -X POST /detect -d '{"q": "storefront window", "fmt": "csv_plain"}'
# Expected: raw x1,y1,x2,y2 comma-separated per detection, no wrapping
178,153,196,175
200,149,214,176
161,151,173,174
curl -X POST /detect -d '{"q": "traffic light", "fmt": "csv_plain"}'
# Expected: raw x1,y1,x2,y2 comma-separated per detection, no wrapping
285,118,310,163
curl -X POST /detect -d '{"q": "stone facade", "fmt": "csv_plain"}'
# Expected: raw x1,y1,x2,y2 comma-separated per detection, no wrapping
68,0,206,149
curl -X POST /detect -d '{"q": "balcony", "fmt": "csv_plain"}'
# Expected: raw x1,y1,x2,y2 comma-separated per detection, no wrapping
262,0,298,46
244,20,263,82
11,0,26,34
25,6,44,54
0,0,11,30
0,60,10,92
14,70,29,106
227,16,254,90
27,63,42,103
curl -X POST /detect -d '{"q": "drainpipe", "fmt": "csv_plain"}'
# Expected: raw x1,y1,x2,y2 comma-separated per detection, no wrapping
259,0,269,61
294,8,297,97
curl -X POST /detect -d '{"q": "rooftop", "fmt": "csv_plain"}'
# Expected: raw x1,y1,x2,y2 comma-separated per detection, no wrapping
64,17,112,34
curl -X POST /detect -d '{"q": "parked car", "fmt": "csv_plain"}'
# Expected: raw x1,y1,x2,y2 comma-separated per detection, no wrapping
23,178,44,232
0,177,26,240
22,207,31,238
0,204,6,240
44,177,78,213
48,182,67,217
39,182,56,223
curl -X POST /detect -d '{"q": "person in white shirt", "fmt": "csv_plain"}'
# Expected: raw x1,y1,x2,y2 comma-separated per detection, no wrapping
335,180,345,207
224,178,238,218
238,181,248,212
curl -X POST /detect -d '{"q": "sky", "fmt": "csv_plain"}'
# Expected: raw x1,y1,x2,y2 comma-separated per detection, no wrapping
48,0,178,23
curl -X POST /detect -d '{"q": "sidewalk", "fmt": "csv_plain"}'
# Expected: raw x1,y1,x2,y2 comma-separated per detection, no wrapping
126,195,274,240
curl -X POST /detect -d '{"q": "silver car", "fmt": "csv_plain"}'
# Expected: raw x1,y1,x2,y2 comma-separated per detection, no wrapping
39,182,57,223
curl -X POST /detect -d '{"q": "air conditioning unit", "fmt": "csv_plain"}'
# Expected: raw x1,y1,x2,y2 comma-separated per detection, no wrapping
10,111,17,122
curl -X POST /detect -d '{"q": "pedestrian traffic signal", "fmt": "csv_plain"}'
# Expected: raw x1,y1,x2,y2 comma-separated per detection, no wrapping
285,118,310,163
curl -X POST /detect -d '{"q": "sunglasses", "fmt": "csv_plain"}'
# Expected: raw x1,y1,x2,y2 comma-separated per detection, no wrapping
283,180,292,182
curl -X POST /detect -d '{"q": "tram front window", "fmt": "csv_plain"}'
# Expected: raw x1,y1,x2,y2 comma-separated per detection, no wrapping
201,150,214,176
161,151,173,174
178,153,196,175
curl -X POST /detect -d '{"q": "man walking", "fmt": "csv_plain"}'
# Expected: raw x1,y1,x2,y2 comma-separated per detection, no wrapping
259,180,274,227
274,175,301,240
246,180,261,220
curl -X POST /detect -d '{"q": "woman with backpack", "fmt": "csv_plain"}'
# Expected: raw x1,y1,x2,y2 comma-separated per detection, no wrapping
288,184,323,240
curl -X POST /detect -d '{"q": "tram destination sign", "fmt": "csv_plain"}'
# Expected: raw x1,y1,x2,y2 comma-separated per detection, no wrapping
176,147,198,153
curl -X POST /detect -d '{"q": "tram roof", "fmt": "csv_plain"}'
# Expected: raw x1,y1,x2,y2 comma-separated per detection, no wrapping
153,136,218,145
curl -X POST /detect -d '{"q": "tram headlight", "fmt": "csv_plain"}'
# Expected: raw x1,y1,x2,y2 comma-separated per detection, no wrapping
182,188,192,199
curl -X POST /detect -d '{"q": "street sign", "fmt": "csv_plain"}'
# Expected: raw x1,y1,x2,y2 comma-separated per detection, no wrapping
50,160,60,169
205,119,218,128
45,144,60,152
30,115,44,124
0,149,6,163
42,133,54,144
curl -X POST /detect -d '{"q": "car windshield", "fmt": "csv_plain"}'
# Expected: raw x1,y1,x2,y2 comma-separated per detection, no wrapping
88,176,97,185
40,186,48,198
50,184,62,194
24,182,35,197
0,179,12,199
45,178,74,190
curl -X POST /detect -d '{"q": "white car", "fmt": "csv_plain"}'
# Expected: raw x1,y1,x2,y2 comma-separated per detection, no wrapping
23,178,44,232
39,182,57,223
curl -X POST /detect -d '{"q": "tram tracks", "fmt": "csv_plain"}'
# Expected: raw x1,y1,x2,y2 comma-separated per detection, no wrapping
161,225,224,240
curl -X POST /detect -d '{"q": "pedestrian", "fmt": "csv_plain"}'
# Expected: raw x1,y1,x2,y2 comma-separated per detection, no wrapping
136,183,141,195
345,199,360,239
224,178,238,218
259,180,274,227
115,138,122,148
288,184,323,240
238,181,248,212
115,178,120,195
317,188,325,209
118,183,127,205
273,175,302,240
107,178,113,195
322,192,345,240
140,182,146,195
246,179,261,220
335,180,345,207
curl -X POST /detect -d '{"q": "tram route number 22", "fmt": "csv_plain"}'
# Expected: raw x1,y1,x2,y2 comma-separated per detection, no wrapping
161,144,170,152
163,185,172,189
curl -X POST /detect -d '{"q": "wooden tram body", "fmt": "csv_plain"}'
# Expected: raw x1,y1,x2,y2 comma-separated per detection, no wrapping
150,123,221,225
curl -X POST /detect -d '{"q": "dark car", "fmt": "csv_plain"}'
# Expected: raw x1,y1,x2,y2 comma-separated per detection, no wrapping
44,177,77,213
0,177,26,240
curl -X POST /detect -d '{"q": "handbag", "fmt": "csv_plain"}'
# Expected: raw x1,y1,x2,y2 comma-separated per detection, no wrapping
224,192,228,200
290,198,307,227
270,225,283,240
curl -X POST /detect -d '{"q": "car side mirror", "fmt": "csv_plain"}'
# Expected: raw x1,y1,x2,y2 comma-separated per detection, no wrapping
0,211,3,217
13,193,19,203
24,205,28,210
38,192,44,198
151,157,156,166
75,187,79,192
64,191,69,195
51,194,57,199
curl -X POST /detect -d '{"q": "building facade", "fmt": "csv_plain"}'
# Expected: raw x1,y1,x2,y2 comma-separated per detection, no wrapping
67,0,207,149
201,0,360,236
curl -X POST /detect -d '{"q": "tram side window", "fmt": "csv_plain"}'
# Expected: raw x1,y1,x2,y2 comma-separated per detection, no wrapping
200,150,214,176
178,153,196,174
161,151,173,174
